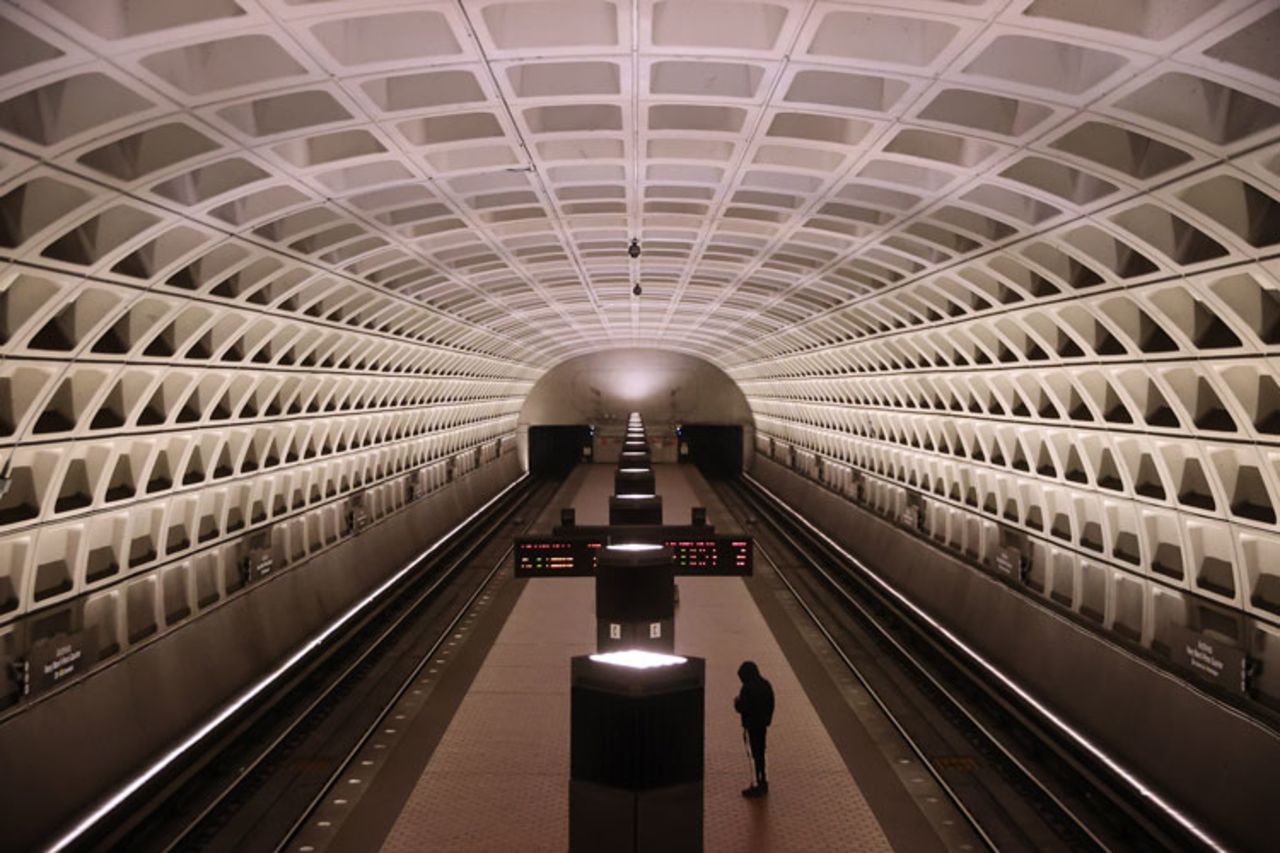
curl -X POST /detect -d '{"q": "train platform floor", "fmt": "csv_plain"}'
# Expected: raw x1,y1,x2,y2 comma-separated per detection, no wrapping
292,464,975,852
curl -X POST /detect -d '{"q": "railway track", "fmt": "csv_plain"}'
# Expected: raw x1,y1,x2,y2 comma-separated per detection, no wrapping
67,465,1210,852
714,474,1204,853
76,475,562,853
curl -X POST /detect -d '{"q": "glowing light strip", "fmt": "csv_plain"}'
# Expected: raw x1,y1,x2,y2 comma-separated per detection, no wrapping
590,649,686,669
614,493,655,499
607,543,663,552
46,475,529,853
745,473,1225,852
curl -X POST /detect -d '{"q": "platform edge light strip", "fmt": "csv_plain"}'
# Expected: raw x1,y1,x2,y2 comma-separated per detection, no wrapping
45,474,530,853
744,473,1226,853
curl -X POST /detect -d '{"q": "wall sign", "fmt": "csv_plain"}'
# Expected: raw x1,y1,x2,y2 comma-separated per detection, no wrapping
994,529,1028,580
1170,624,1248,695
26,631,96,698
347,492,372,533
899,495,922,530
247,543,272,578
994,546,1022,578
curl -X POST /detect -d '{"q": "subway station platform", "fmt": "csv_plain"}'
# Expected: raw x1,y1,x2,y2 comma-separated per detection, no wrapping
289,465,976,852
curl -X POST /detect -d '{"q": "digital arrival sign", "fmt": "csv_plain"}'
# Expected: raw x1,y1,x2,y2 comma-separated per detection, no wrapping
513,538,604,577
515,535,752,578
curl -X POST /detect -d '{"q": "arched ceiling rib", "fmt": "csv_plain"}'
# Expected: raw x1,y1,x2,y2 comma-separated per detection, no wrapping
1,1,1280,653
1,0,1275,368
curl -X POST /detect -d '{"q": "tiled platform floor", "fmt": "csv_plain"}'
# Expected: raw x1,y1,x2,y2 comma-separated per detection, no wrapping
380,464,896,852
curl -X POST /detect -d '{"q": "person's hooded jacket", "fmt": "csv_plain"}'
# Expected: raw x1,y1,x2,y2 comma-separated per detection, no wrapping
734,661,774,730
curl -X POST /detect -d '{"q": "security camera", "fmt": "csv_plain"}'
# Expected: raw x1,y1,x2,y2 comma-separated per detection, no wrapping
627,238,641,259
632,283,643,297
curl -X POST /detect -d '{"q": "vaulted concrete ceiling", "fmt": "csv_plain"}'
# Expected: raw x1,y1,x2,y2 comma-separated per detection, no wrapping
3,0,1277,365
1,1,1279,645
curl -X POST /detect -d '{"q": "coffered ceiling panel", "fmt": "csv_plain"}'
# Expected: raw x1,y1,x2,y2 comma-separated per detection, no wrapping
2,0,1280,643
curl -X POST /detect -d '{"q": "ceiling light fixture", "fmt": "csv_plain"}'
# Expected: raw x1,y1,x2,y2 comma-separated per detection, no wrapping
590,649,687,669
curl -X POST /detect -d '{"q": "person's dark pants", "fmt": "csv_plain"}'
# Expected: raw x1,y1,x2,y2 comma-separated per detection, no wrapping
747,726,767,783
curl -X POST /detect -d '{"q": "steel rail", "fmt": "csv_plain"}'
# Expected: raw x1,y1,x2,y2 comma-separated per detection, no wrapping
739,469,1220,849
156,479,542,852
271,537,518,853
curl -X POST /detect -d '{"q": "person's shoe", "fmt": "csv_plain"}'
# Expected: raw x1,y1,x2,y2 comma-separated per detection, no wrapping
741,784,762,798
757,781,769,795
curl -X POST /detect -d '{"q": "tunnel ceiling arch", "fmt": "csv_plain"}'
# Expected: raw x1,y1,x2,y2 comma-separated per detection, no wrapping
1,1,1280,631
518,347,753,427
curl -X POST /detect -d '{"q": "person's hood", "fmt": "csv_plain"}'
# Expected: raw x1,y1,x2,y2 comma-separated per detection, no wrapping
737,661,760,682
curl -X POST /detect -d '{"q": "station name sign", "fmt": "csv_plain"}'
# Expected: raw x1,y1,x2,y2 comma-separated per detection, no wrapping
1169,624,1248,695
515,536,752,578
25,631,96,698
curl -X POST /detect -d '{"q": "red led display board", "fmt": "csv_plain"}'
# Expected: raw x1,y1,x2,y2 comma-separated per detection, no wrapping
665,538,752,575
515,536,752,577
514,538,603,577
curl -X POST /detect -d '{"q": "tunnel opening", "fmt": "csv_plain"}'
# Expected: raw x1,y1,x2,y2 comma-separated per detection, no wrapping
527,425,593,477
517,347,755,475
678,425,743,479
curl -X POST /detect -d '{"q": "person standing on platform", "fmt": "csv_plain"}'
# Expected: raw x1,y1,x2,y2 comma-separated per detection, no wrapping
734,660,774,797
